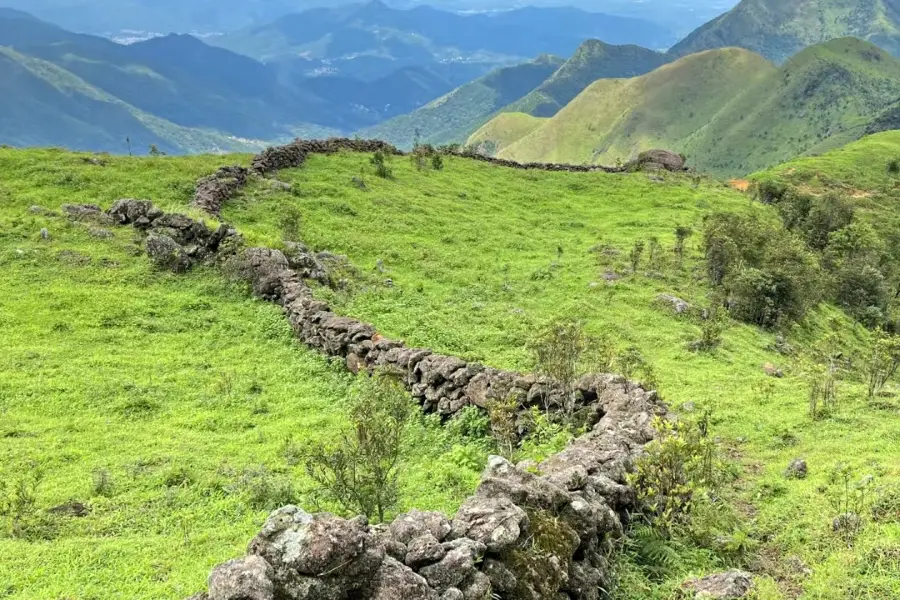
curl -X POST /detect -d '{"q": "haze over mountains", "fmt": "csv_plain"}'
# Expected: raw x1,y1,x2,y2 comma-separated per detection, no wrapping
4,0,900,174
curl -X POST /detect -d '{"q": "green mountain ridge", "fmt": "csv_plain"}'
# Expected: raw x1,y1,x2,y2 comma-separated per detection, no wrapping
503,39,670,118
0,46,267,154
669,0,900,63
357,54,565,148
474,38,900,177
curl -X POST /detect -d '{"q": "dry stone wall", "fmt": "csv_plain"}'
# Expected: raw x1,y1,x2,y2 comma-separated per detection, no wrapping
191,138,687,215
67,138,686,600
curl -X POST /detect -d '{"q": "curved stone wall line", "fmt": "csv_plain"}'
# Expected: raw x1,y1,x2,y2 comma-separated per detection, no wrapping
191,138,687,215
61,139,683,599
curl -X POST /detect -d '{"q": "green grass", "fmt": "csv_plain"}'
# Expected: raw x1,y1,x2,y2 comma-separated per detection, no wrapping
0,149,487,598
1,146,899,599
669,0,900,63
484,38,900,178
213,150,900,599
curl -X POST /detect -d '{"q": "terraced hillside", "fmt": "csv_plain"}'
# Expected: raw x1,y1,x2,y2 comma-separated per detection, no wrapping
1,141,899,599
477,38,900,178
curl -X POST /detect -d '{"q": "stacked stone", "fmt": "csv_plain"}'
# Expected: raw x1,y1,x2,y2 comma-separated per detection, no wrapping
192,376,664,600
190,138,687,217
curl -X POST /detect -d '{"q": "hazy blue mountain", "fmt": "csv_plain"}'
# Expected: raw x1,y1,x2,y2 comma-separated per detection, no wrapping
211,1,677,70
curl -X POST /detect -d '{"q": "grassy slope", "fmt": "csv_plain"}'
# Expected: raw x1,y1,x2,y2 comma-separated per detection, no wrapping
0,47,268,155
669,0,900,63
0,149,486,598
683,38,900,176
215,150,900,599
492,38,900,178
496,48,776,166
466,112,548,156
502,39,669,118
356,55,564,149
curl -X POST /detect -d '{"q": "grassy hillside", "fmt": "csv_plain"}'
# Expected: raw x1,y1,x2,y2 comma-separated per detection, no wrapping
683,38,900,175
669,0,900,63
489,38,900,177
2,144,900,599
466,112,548,156
493,48,775,166
210,149,900,600
357,55,564,149
0,48,267,155
0,149,489,597
503,39,669,118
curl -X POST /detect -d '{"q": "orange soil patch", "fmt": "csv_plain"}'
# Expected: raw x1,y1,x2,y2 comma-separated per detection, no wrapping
728,178,751,192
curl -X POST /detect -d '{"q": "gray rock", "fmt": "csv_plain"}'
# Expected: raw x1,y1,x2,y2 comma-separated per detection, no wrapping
208,556,274,600
475,456,570,511
62,203,112,224
459,571,492,600
785,459,808,480
544,465,589,491
439,589,463,600
683,571,753,599
657,294,691,315
369,557,437,600
482,558,517,594
405,533,446,568
389,509,452,545
248,506,384,584
832,512,862,534
449,495,527,553
39,228,49,240
146,232,191,272
418,539,484,592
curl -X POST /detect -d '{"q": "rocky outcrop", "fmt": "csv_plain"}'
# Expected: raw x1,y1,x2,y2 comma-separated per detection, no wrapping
190,138,689,216
190,375,664,600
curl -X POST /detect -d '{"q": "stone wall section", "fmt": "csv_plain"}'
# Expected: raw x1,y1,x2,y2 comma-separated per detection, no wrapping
68,138,686,600
191,138,687,215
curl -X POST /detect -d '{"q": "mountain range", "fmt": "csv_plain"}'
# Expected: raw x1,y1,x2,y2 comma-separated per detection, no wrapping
5,0,900,172
472,37,900,176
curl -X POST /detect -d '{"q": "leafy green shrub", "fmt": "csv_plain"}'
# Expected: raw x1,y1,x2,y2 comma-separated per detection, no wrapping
431,153,444,171
234,465,296,510
303,373,412,522
370,151,393,179
1,466,44,539
629,240,645,274
828,463,876,542
866,329,900,399
278,205,303,242
704,213,822,327
529,318,615,422
628,417,720,536
674,225,693,267
887,158,900,174
617,346,657,391
488,396,519,460
804,333,842,419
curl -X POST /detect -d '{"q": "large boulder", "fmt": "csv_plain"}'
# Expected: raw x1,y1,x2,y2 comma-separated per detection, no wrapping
627,149,686,172
146,232,191,272
449,495,527,553
370,557,437,600
389,510,452,546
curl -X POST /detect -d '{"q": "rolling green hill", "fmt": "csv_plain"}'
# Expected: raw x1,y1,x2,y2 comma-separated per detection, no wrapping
483,38,900,177
669,0,900,63
502,39,669,118
481,47,776,167
466,112,548,156
357,54,564,148
683,37,900,176
0,47,266,154
1,136,900,598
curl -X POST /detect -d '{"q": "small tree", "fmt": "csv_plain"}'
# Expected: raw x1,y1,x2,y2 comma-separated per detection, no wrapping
488,395,520,460
371,151,393,179
866,329,900,399
1,465,43,538
528,319,614,424
304,373,411,522
674,226,692,267
617,346,657,392
805,333,841,419
278,205,303,242
431,153,444,171
648,237,663,272
148,144,165,157
630,240,646,274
